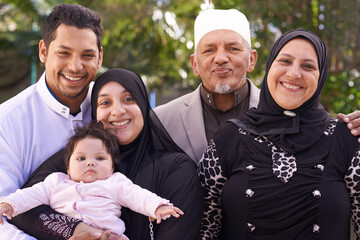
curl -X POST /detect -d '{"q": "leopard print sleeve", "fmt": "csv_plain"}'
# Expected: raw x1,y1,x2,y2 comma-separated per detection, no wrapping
345,147,360,239
198,139,227,240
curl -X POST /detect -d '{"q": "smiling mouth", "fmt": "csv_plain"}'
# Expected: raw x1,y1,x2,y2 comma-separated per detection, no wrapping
281,82,301,90
62,73,83,81
111,120,130,126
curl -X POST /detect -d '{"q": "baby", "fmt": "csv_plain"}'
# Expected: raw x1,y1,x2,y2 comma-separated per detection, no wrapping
0,121,183,239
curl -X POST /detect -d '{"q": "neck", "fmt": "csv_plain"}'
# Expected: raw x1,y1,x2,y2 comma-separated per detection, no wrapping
213,93,235,111
57,90,88,115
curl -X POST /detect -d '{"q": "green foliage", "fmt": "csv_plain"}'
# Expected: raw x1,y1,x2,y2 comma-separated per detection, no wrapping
0,0,359,112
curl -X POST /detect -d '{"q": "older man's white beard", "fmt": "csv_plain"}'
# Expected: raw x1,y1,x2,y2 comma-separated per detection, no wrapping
214,73,247,94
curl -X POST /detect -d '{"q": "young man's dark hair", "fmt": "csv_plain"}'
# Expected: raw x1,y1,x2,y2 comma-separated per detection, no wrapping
64,121,120,168
42,4,103,52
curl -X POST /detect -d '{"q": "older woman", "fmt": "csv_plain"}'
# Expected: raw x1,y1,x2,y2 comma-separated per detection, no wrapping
198,29,360,239
9,68,202,240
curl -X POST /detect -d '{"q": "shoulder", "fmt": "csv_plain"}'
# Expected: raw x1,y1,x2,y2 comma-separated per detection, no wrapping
154,87,200,114
332,118,359,150
0,84,38,123
43,172,68,184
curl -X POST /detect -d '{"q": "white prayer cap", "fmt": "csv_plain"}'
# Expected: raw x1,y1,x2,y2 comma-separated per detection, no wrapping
194,9,251,49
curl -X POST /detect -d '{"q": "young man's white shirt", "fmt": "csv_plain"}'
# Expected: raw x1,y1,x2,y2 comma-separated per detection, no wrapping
0,71,93,239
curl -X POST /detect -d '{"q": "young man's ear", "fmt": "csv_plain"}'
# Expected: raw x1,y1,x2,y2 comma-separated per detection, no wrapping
39,40,47,63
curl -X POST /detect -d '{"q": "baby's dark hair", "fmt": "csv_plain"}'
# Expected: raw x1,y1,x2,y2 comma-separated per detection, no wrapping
64,121,120,169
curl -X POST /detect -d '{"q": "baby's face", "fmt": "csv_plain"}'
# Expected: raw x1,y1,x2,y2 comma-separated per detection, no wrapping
67,137,114,183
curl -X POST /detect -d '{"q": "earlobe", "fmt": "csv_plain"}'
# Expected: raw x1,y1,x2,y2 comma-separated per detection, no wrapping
39,40,47,63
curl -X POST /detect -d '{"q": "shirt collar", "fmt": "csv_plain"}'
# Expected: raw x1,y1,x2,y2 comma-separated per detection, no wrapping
37,71,93,120
200,80,249,110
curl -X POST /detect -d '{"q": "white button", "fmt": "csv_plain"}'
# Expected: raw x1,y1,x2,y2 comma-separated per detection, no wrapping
313,224,320,233
247,223,255,232
246,189,254,197
246,165,255,171
312,190,321,198
315,164,324,171
283,110,296,117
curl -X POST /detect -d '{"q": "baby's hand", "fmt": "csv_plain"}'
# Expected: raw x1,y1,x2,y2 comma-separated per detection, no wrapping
0,202,14,225
154,204,184,224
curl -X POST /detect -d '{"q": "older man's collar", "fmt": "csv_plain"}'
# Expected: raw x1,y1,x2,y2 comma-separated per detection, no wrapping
200,80,249,110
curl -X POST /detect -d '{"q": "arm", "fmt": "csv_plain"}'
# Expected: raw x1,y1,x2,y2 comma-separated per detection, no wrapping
1,174,61,217
0,120,38,240
198,140,227,240
338,110,360,142
155,153,203,240
114,172,176,220
8,150,82,240
345,147,360,238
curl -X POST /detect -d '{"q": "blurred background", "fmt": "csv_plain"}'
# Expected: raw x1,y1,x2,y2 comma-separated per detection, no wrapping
0,0,359,114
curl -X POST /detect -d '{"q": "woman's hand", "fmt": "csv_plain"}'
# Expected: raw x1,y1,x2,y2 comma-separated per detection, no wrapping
154,204,184,224
0,202,14,224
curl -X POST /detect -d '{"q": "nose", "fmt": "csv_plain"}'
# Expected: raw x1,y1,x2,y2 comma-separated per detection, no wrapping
214,48,229,65
111,101,126,116
286,64,301,80
68,55,83,72
86,160,95,166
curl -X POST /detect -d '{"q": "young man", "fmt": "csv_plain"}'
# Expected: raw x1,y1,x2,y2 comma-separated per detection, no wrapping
0,4,103,239
154,9,360,164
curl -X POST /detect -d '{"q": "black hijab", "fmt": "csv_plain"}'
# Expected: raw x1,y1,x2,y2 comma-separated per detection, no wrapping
91,68,183,180
232,28,330,153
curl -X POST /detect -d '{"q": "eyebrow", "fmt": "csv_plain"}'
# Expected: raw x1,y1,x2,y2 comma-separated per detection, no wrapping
57,45,97,53
98,89,129,98
278,53,317,63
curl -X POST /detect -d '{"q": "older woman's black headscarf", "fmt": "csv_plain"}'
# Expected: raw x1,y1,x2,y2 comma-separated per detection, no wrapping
91,68,183,180
232,28,330,153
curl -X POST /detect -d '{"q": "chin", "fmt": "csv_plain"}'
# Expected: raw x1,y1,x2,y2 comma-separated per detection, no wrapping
214,84,232,94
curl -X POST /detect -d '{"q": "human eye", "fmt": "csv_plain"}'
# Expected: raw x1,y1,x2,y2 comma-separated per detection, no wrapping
278,58,291,64
77,156,85,161
123,94,135,103
96,156,104,161
57,51,70,56
229,46,241,52
98,99,110,106
302,63,316,70
83,53,96,59
202,48,213,54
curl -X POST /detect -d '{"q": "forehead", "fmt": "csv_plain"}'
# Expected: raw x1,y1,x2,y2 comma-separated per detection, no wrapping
51,24,98,51
197,29,248,47
98,81,127,96
279,38,318,60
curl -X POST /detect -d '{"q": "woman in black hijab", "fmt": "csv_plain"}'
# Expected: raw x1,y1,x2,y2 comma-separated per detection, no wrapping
10,68,202,240
198,28,360,239
91,68,203,240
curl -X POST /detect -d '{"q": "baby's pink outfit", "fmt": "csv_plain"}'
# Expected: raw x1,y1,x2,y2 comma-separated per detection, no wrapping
1,172,170,238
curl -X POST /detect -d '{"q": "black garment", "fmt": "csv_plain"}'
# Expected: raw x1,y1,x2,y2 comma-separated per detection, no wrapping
237,29,330,154
199,118,359,239
11,68,203,240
